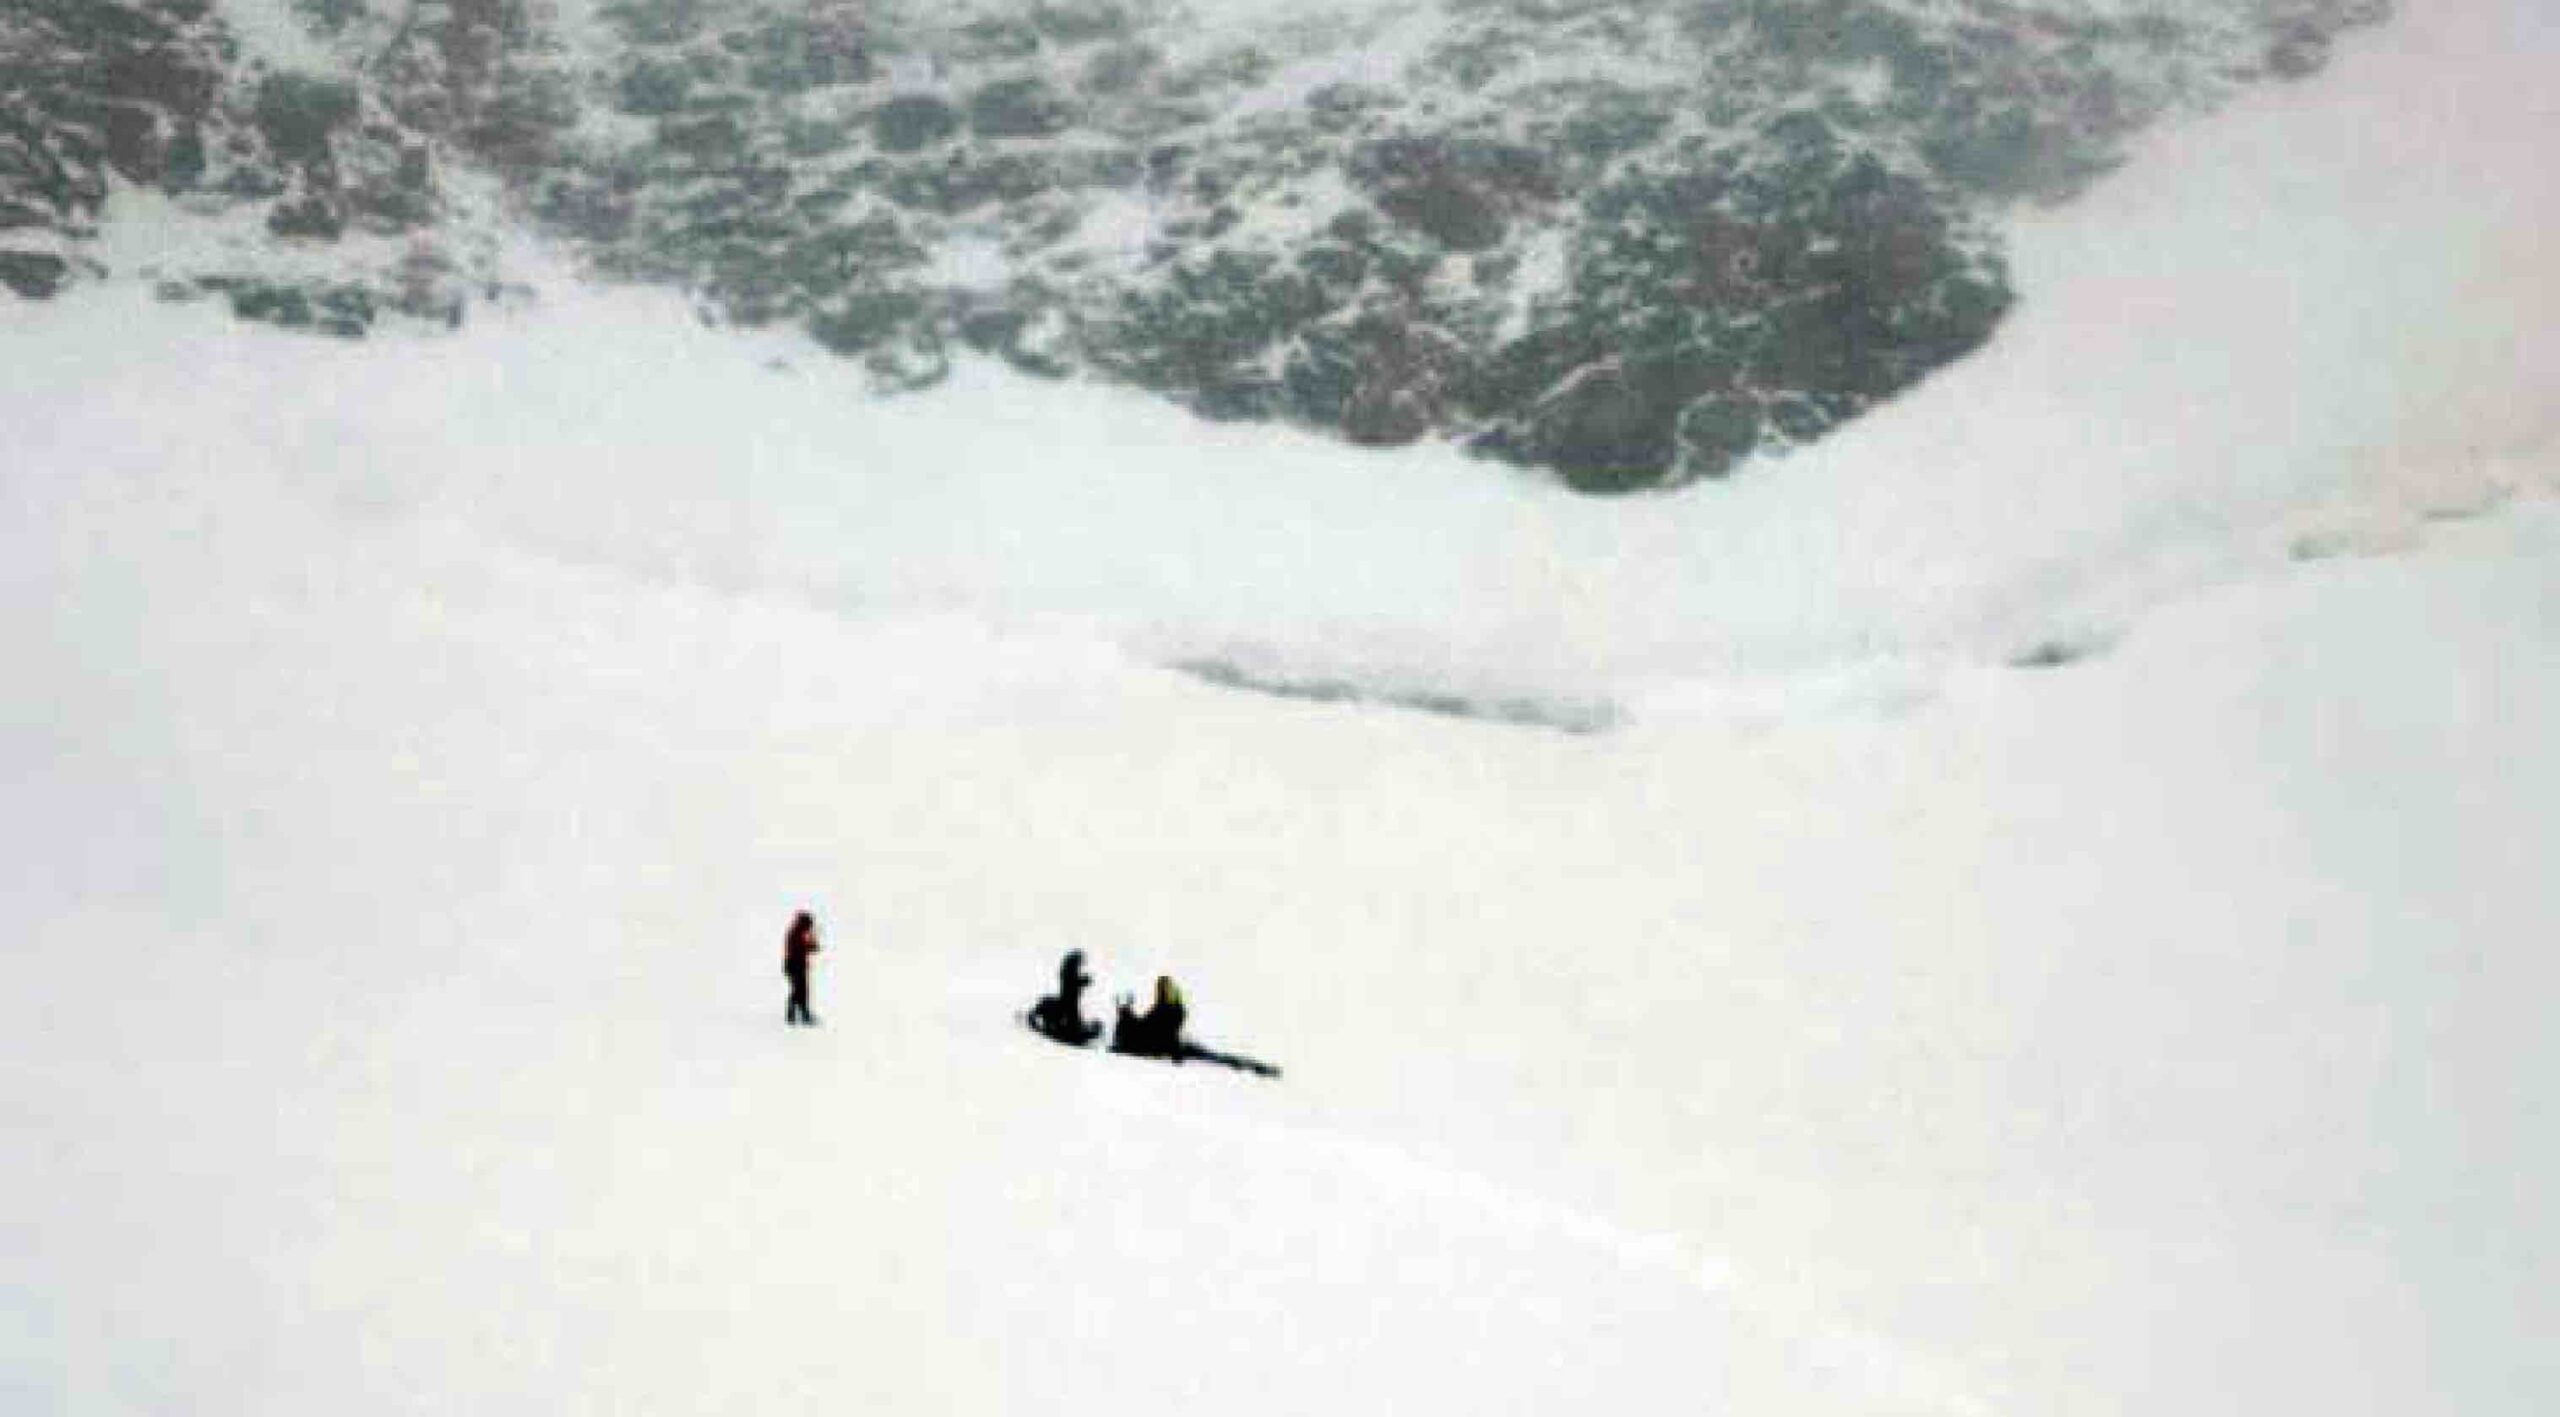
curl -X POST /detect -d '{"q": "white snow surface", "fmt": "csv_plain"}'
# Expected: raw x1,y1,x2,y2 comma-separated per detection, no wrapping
207,0,345,74
6,2,2560,1415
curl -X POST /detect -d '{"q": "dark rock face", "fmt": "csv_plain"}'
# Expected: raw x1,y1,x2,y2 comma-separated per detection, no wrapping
512,0,2384,488
265,185,345,238
1287,310,1464,448
5,0,2395,491
252,72,356,166
0,0,230,236
0,0,489,326
204,274,375,336
2265,24,2334,78
1349,137,1555,253
873,95,959,153
365,0,578,177
1461,139,2013,487
967,76,1076,139
0,249,73,297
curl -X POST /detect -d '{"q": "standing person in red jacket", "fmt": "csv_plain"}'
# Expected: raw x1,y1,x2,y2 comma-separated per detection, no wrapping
783,911,821,1026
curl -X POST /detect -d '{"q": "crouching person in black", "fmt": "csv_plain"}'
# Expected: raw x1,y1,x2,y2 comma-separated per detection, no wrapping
1029,949,1102,1045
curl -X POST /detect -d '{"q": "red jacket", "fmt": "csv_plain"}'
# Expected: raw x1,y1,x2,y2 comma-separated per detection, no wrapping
784,919,819,974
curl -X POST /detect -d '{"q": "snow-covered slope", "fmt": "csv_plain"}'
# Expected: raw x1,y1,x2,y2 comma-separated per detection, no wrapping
4,2,2558,1415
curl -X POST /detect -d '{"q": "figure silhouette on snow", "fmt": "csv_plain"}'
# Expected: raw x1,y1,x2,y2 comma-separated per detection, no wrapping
1112,975,1189,1060
783,911,820,1026
1029,949,1101,1045
1026,961,1279,1077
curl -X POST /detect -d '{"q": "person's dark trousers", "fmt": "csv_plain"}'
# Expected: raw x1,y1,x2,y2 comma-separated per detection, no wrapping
786,968,813,1025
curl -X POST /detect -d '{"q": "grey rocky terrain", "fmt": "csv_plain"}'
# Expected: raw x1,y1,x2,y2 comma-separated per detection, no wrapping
3,0,2388,489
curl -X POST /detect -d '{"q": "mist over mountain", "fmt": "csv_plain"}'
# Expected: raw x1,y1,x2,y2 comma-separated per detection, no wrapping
4,0,2386,488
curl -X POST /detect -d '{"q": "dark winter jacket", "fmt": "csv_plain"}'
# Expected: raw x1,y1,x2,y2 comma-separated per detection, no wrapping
1033,951,1100,1043
1113,978,1188,1058
784,917,819,977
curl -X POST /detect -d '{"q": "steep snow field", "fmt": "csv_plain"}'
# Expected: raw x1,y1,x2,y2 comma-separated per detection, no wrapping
7,2,2560,1415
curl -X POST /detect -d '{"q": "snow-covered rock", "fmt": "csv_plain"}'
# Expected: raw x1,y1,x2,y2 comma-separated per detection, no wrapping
3,0,2392,485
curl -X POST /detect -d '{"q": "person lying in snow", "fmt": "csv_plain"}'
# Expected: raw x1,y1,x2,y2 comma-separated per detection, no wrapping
1028,964,1278,1077
1027,949,1101,1045
1111,975,1189,1060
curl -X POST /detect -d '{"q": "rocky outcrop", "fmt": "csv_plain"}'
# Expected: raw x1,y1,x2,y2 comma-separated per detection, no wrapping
0,249,74,298
5,0,2393,491
0,0,498,332
516,0,2386,488
0,0,230,237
